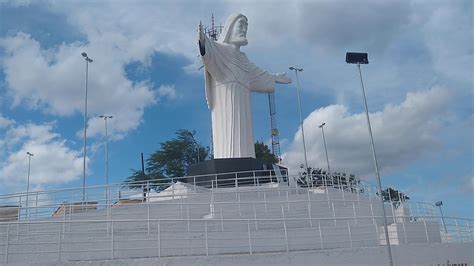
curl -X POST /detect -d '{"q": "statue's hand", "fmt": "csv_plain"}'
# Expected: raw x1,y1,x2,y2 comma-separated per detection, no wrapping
198,21,206,44
275,72,292,84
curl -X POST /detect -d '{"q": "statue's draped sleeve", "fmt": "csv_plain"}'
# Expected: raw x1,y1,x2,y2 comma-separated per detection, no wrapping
248,62,276,93
200,34,225,110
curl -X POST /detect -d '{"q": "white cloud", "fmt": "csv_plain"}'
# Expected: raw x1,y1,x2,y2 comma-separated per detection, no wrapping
158,84,177,100
0,32,157,139
0,114,14,128
283,87,452,178
0,123,83,190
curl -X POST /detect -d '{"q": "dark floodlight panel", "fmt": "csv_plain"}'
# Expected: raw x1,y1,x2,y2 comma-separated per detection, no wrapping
435,201,443,206
81,52,87,57
346,52,369,64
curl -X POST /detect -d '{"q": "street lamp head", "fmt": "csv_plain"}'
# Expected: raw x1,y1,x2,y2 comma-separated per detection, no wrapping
289,66,303,72
435,201,443,207
346,52,369,64
319,122,326,128
26,152,34,156
81,52,87,58
99,115,113,119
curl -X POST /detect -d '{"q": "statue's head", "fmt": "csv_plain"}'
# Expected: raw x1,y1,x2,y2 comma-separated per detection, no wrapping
218,13,248,47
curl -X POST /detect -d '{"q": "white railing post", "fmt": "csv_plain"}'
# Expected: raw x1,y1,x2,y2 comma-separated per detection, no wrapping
146,180,150,202
282,206,289,252
374,223,380,244
352,202,357,224
247,220,253,254
318,221,324,249
220,207,224,232
286,190,290,211
205,220,209,256
253,204,258,230
58,222,62,261
187,206,191,232
238,193,242,217
370,203,376,225
332,203,336,227
402,219,408,244
264,192,267,213
423,220,429,243
308,201,313,228
356,180,360,204
235,172,238,188
4,224,10,264
215,175,218,189
347,222,353,248
253,171,256,187
157,220,161,257
455,219,462,242
467,220,472,240
147,203,150,236
111,221,114,260
35,192,38,219
193,176,196,191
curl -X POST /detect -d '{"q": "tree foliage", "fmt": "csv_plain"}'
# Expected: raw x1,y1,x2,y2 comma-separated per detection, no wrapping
125,129,209,191
380,187,410,208
254,141,279,164
297,166,362,193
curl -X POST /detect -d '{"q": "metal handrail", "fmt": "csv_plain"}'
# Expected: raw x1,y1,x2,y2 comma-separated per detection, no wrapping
0,170,440,224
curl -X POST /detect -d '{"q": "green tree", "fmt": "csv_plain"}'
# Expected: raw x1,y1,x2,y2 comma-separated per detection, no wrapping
254,141,279,164
125,129,209,191
380,187,410,208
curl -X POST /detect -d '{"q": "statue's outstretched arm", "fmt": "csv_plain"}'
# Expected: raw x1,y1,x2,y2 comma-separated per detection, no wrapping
275,72,292,84
198,21,206,56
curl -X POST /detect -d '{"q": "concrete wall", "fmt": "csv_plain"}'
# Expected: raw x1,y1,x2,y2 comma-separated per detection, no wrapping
12,242,472,266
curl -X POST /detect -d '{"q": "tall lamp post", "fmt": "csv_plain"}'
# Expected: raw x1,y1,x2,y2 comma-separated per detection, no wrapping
25,152,34,220
346,52,393,266
99,115,113,206
289,66,309,175
81,52,93,203
318,123,331,174
435,201,448,234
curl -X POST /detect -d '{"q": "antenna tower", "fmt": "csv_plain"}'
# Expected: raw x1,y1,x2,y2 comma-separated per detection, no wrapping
268,92,282,163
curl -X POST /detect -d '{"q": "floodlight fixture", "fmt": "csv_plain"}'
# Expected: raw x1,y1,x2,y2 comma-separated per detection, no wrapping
289,66,303,72
346,52,368,64
435,201,443,207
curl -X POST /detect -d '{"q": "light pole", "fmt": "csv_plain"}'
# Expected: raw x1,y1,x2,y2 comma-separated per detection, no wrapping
99,115,113,206
81,52,93,203
318,123,330,174
289,66,309,175
346,52,393,266
25,152,33,221
435,201,448,234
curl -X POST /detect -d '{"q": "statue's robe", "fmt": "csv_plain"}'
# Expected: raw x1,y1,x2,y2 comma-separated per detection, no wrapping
201,35,276,158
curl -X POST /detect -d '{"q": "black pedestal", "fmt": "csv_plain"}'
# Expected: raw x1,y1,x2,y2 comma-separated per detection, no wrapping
186,158,287,188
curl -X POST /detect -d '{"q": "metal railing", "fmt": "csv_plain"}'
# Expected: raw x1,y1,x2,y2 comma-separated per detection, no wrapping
0,215,471,263
0,169,472,263
0,170,434,223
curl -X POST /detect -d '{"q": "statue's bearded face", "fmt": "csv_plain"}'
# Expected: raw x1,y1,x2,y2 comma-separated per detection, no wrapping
229,17,248,46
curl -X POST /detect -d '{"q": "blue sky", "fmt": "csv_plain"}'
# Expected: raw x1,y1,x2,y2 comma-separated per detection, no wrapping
0,1,472,218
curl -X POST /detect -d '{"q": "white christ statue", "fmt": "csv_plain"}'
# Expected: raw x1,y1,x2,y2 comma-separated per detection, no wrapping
199,13,291,159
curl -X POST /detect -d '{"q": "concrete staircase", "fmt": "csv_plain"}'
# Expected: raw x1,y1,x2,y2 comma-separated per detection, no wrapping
0,183,442,264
